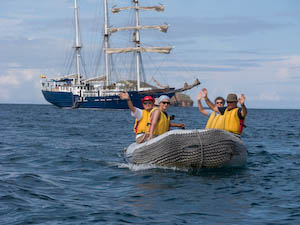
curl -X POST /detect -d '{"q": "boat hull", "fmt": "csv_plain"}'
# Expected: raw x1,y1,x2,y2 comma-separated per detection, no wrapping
42,89,175,109
124,129,248,169
42,90,74,108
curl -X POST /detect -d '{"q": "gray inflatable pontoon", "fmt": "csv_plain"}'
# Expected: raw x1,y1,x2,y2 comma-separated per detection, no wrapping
124,129,247,169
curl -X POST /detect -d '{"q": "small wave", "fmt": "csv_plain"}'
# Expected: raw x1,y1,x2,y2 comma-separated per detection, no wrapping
116,162,189,172
16,173,58,188
0,194,29,205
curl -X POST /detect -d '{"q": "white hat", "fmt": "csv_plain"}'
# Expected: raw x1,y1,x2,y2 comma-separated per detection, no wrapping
158,95,170,103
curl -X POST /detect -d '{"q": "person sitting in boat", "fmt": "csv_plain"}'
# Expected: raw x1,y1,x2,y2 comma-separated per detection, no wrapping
202,88,247,136
146,95,185,141
119,92,155,144
197,91,225,129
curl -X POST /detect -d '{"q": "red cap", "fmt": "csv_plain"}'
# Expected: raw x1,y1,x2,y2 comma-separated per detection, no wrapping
141,96,155,103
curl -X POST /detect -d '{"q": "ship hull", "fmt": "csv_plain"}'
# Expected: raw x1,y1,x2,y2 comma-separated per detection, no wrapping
42,90,176,109
42,90,74,108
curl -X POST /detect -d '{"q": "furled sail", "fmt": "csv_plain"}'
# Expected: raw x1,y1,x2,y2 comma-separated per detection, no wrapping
152,77,169,89
108,24,169,34
105,46,172,54
112,5,164,14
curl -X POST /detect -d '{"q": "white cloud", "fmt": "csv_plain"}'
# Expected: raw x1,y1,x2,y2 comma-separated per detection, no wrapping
275,55,300,80
0,69,40,85
0,68,42,102
176,54,300,109
7,62,22,68
0,88,10,101
258,92,281,101
0,74,19,85
23,70,36,81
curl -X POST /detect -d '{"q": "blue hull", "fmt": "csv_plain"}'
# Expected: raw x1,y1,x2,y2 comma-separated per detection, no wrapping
42,90,175,109
42,90,74,108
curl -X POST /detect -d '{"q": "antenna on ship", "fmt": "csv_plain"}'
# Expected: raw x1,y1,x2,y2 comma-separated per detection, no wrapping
74,0,82,85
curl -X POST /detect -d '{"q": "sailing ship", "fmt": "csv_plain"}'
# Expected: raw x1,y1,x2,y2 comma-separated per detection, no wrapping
40,0,200,109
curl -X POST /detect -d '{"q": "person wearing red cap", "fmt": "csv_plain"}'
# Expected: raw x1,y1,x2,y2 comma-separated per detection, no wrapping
119,92,155,143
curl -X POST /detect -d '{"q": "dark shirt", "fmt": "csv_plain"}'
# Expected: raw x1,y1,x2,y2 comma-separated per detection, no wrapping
218,107,244,120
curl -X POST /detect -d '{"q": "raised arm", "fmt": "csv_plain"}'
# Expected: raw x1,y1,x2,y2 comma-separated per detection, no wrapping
118,92,136,113
202,88,220,114
239,93,247,118
197,91,209,117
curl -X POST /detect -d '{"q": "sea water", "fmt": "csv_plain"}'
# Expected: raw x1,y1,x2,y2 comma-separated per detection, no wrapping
0,104,300,224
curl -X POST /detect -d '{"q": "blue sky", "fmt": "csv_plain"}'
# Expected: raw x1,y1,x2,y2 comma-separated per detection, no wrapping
0,0,300,109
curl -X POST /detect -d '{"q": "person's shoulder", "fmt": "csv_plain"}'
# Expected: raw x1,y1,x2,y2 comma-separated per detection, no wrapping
136,107,143,113
152,107,159,112
149,107,159,115
131,107,143,119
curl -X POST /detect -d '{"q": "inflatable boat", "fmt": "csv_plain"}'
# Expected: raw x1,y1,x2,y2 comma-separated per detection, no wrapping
124,129,247,169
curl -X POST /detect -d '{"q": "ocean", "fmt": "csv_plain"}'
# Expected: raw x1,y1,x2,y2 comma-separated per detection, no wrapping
1,104,300,224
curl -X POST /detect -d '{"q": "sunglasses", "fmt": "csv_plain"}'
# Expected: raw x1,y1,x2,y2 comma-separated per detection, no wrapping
143,101,153,105
215,101,224,104
227,101,237,104
161,101,170,105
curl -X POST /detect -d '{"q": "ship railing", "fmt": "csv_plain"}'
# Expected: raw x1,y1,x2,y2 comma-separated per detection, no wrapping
80,90,120,98
41,86,72,92
81,90,100,97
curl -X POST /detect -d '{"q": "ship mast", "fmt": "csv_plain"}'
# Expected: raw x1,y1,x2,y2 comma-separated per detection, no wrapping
134,0,141,90
74,0,82,85
106,1,172,90
104,0,110,87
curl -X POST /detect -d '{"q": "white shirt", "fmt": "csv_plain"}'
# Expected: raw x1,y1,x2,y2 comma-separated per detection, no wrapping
131,107,143,121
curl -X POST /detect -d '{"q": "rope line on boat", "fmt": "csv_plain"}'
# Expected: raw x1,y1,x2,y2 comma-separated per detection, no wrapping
196,131,204,168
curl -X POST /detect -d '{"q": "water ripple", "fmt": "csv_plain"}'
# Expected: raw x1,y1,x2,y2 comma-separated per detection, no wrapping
1,105,300,224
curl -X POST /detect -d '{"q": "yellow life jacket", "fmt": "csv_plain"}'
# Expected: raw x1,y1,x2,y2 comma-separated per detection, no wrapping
133,110,150,134
146,107,170,136
223,107,244,135
205,108,245,135
205,112,224,130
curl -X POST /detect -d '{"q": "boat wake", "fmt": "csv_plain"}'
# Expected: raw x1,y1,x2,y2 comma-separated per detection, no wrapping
117,162,189,172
